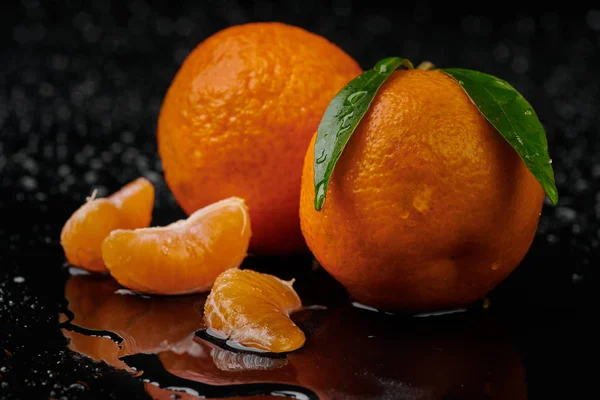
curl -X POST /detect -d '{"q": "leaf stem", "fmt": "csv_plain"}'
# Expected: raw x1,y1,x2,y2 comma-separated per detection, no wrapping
416,61,435,70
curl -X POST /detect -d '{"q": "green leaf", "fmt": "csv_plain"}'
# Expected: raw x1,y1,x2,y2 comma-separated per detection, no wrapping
441,68,558,205
313,57,414,211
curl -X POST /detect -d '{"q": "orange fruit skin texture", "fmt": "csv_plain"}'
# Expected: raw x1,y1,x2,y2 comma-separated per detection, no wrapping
60,178,154,272
204,268,305,353
300,69,546,312
157,22,362,254
102,197,251,295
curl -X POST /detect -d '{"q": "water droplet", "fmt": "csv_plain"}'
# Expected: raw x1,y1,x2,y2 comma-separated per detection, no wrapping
458,80,465,85
13,276,25,283
345,91,367,105
516,136,524,145
315,150,327,164
315,181,327,210
524,109,532,116
376,63,388,73
340,112,354,128
68,383,87,392
549,159,553,164
336,126,351,138
20,176,38,191
546,234,559,244
556,206,576,223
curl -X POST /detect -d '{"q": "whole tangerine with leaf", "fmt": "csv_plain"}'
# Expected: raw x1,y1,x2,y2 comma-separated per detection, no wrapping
299,57,558,311
157,22,362,254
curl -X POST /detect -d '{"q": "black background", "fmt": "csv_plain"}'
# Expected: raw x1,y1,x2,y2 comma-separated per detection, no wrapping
0,1,598,399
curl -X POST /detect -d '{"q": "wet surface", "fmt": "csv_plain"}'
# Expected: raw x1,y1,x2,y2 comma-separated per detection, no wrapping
56,264,529,399
0,1,598,399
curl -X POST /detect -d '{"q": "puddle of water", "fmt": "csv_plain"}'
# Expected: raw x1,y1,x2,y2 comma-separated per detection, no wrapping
59,260,527,399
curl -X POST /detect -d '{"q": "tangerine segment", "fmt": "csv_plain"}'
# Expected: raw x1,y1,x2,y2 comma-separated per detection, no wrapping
204,269,305,353
60,178,155,272
60,200,122,272
108,177,155,229
102,197,251,295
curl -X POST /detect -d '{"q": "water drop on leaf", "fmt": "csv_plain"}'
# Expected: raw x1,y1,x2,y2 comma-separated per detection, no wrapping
345,91,367,105
340,112,354,128
315,181,327,210
316,150,327,164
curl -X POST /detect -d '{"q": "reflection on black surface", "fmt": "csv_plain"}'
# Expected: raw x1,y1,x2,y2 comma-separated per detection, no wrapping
60,262,527,400
60,273,206,375
210,346,288,372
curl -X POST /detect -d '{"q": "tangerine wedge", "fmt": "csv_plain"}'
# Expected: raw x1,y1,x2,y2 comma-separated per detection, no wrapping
60,177,154,272
204,268,305,353
102,197,251,295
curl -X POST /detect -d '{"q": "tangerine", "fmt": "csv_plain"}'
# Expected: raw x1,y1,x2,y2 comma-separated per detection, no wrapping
102,197,251,295
204,268,304,353
157,22,362,254
299,69,545,311
60,177,154,272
